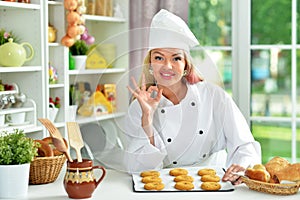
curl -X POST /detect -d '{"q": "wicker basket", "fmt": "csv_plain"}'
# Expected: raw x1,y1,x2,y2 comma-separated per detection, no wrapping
29,154,66,185
241,176,300,195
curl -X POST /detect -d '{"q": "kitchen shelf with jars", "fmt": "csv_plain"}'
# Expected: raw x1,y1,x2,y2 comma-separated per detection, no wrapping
66,0,129,125
0,0,45,137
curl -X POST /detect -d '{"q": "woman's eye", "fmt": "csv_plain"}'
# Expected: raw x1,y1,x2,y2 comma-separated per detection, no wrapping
154,56,163,61
173,56,182,61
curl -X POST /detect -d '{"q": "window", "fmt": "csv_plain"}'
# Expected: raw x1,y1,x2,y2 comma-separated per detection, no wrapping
250,0,299,163
189,0,232,92
188,0,299,163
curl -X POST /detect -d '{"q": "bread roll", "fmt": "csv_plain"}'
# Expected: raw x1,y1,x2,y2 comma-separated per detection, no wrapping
265,156,290,183
245,164,270,182
35,140,54,157
42,137,67,156
274,163,300,183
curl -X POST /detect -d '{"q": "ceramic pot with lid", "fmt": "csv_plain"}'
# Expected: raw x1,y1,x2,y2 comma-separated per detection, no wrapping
48,25,57,43
0,38,34,67
12,93,26,108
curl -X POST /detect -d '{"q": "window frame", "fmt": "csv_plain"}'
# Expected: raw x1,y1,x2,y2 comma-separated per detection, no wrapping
233,0,298,163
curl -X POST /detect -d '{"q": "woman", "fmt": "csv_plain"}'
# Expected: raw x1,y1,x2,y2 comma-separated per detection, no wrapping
124,9,261,185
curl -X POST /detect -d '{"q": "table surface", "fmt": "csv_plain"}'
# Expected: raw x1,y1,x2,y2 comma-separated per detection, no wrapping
21,168,300,200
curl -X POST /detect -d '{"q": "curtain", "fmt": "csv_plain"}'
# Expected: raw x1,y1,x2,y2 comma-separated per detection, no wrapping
129,0,189,82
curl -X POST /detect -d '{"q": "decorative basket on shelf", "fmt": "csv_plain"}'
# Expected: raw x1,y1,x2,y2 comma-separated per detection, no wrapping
29,154,66,185
241,176,300,195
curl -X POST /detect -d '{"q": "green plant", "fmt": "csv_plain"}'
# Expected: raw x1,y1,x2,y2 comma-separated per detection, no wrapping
0,129,39,165
69,40,89,56
0,28,19,46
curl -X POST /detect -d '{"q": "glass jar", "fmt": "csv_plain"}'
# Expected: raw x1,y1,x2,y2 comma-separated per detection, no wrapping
87,0,96,15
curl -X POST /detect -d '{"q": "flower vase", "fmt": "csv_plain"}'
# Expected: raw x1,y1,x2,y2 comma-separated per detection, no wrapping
0,163,30,199
73,55,87,70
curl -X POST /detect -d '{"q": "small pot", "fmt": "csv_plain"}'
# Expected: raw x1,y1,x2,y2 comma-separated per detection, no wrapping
1,95,15,109
12,93,26,108
48,25,57,43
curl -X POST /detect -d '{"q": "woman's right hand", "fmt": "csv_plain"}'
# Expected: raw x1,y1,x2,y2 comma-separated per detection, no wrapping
127,74,163,116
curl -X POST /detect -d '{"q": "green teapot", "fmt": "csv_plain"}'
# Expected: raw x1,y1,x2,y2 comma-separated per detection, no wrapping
0,38,34,67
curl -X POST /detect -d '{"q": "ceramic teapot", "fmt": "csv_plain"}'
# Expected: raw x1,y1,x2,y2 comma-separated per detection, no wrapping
0,38,34,67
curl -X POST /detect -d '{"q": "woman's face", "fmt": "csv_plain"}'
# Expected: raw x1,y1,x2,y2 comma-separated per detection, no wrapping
150,48,186,87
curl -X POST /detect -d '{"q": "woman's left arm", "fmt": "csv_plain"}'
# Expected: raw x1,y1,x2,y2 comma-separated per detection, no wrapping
217,91,261,184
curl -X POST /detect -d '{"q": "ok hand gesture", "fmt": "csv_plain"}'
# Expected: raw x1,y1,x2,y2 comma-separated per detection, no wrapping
127,74,163,115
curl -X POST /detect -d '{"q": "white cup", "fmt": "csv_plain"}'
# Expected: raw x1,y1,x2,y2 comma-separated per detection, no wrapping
6,112,26,124
67,105,78,122
0,114,5,126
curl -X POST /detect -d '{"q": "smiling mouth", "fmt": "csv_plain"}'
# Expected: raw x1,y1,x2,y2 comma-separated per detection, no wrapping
160,72,174,77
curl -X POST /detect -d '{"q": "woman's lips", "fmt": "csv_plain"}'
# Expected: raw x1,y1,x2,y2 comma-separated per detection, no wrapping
160,71,175,79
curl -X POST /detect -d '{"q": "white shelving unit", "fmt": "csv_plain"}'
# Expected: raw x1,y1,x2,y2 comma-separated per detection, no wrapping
45,0,68,138
0,0,45,138
67,0,129,126
0,0,129,141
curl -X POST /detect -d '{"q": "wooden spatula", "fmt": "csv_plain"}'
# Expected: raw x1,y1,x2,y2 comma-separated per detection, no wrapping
67,122,84,162
38,118,73,162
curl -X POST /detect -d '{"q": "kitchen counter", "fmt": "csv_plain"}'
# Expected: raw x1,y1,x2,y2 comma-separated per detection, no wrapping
23,169,300,200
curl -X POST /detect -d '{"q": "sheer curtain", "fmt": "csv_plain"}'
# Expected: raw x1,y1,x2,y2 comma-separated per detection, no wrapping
129,0,189,82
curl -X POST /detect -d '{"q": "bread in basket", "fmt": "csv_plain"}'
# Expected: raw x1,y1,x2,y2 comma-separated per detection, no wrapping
241,176,300,195
242,157,300,195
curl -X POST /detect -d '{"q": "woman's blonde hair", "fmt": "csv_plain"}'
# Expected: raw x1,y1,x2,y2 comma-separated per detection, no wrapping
139,50,204,89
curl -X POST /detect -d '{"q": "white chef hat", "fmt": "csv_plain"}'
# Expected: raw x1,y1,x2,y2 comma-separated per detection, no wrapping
148,9,199,52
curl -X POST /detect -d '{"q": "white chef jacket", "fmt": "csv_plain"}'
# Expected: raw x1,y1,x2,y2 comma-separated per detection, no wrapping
123,81,261,174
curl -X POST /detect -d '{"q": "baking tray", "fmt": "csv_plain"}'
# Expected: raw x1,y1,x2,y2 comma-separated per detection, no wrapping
132,166,235,192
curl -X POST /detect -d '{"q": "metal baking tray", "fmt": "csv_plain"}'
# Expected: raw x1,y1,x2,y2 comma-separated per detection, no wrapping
132,166,235,192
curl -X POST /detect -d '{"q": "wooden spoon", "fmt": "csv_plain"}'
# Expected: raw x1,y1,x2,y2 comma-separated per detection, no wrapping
67,122,84,162
38,118,73,162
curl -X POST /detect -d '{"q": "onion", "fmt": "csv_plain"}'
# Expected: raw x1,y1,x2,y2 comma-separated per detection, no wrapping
81,33,88,40
85,36,95,45
61,35,75,47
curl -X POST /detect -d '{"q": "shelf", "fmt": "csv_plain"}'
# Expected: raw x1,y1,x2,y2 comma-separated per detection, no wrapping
0,66,42,73
0,1,40,10
83,14,126,23
49,83,65,89
0,90,17,95
68,68,126,75
48,42,61,47
0,107,34,115
0,124,43,134
76,112,126,125
47,1,63,6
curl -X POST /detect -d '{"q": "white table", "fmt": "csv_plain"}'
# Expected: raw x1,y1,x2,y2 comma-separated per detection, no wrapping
24,169,299,200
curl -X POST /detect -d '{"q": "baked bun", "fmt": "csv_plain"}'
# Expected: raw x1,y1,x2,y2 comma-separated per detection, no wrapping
245,164,270,182
35,140,54,157
273,163,300,183
265,156,290,183
42,137,67,156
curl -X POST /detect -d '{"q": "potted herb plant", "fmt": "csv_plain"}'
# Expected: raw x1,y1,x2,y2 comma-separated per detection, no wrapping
0,28,19,46
69,40,89,70
0,129,39,199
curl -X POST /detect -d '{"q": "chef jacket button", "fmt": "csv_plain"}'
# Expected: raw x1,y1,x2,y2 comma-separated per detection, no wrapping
199,130,204,135
167,138,172,143
161,109,165,113
202,154,206,158
191,101,196,106
173,161,177,165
